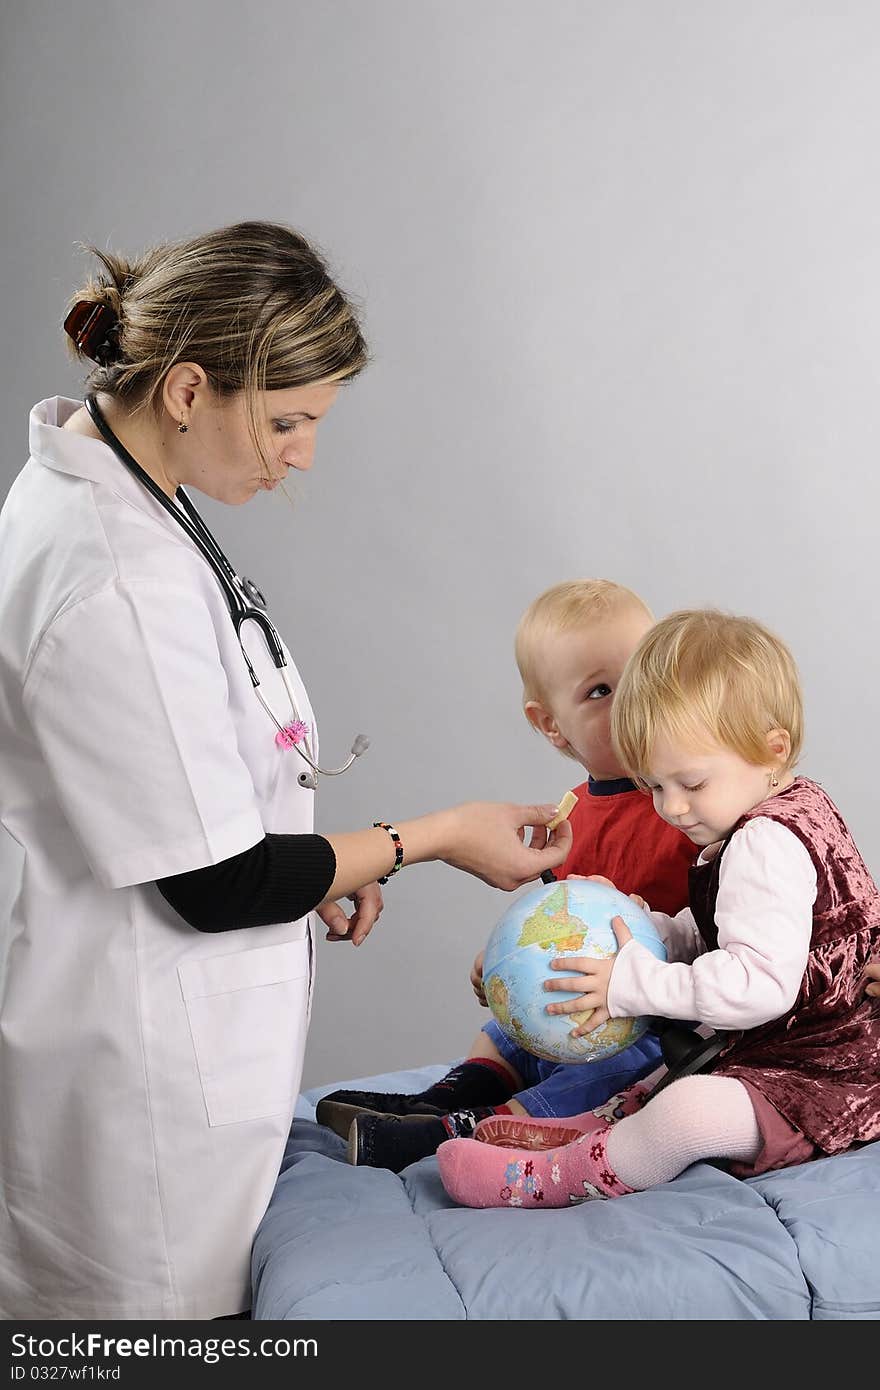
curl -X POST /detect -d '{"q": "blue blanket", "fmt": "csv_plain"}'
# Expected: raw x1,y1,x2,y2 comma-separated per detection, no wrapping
252,1064,880,1320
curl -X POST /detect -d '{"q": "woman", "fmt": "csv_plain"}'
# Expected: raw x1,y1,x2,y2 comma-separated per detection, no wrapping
0,221,570,1320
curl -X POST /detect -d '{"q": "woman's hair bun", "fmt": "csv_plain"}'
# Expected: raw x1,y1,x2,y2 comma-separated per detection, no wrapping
63,248,140,364
63,300,120,365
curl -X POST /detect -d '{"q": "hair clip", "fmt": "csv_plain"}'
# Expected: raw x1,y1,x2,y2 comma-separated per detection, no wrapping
63,301,119,365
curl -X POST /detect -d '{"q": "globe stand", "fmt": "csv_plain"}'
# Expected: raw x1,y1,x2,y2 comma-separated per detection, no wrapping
649,1020,729,1094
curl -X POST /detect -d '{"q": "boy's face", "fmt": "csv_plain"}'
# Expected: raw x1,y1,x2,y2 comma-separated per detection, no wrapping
527,608,653,780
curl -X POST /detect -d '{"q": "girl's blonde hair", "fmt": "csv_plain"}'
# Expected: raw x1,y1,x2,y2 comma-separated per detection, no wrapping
66,220,367,456
612,609,803,782
515,579,653,706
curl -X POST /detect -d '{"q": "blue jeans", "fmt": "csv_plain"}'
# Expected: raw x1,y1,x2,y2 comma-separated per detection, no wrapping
482,1018,663,1118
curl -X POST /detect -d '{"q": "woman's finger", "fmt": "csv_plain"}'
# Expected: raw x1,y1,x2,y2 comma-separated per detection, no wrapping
320,901,351,939
348,886,384,946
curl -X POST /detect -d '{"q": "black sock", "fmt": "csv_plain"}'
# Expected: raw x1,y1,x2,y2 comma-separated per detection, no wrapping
416,1060,516,1111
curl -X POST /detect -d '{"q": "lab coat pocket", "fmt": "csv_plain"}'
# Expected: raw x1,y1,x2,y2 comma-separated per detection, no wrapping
178,939,310,1127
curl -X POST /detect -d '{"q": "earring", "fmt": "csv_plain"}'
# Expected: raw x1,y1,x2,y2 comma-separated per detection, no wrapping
178,419,188,434
769,772,779,788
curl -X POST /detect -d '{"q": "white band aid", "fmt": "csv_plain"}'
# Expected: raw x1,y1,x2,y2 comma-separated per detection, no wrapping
547,789,578,830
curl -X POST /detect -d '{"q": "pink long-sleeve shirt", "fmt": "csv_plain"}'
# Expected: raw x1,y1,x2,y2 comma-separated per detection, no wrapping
607,817,817,1029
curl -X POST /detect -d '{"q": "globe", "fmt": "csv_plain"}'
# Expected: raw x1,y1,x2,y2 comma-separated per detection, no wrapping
482,877,667,1064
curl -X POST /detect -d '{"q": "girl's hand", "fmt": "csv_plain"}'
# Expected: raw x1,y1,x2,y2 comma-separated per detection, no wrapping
862,961,880,999
319,882,384,946
544,914,633,1036
470,949,488,1006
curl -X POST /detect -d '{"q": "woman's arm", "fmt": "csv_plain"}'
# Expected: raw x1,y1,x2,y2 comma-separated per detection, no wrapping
323,802,572,899
158,804,573,936
157,833,335,930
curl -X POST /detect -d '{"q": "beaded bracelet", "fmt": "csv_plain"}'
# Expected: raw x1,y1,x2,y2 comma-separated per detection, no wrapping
373,822,404,884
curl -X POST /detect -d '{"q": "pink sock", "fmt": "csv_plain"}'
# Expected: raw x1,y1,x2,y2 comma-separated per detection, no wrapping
471,1082,652,1151
473,1113,597,1150
437,1121,633,1208
469,1112,600,1145
437,1076,761,1209
592,1081,654,1123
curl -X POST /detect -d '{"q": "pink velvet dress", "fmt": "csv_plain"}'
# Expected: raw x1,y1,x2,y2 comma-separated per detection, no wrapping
689,777,880,1174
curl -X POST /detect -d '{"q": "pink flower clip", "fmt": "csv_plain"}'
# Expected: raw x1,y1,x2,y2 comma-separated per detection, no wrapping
275,719,309,750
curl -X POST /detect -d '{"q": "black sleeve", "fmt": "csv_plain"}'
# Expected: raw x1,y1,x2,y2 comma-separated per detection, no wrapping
156,833,337,932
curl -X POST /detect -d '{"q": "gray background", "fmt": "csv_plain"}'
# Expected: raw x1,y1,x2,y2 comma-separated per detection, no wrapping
2,1,878,1088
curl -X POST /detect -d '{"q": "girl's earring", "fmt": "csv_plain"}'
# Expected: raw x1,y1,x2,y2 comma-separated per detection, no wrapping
178,419,188,434
769,771,780,788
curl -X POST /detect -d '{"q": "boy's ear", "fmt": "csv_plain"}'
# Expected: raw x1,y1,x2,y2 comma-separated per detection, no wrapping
524,699,569,751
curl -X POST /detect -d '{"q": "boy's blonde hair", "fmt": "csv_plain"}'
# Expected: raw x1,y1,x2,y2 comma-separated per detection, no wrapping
612,609,803,782
515,579,653,706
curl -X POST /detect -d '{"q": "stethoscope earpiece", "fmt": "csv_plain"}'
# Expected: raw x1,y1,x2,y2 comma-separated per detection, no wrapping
297,770,318,791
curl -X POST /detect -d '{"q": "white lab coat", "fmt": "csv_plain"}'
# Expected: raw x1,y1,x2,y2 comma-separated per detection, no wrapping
0,399,318,1319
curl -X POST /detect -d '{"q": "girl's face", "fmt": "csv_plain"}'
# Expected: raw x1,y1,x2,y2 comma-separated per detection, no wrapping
644,732,790,847
181,381,340,505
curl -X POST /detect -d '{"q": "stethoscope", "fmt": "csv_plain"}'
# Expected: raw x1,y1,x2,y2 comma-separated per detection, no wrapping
84,394,370,790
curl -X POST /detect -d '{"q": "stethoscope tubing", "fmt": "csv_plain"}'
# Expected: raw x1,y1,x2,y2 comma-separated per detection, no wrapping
83,394,368,786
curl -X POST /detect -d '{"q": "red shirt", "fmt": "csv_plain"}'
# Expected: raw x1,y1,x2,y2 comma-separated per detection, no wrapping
558,778,693,916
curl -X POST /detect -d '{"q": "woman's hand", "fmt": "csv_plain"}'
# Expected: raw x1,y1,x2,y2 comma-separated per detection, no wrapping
863,960,880,999
544,914,633,1036
318,882,384,947
439,802,573,891
470,949,488,1006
